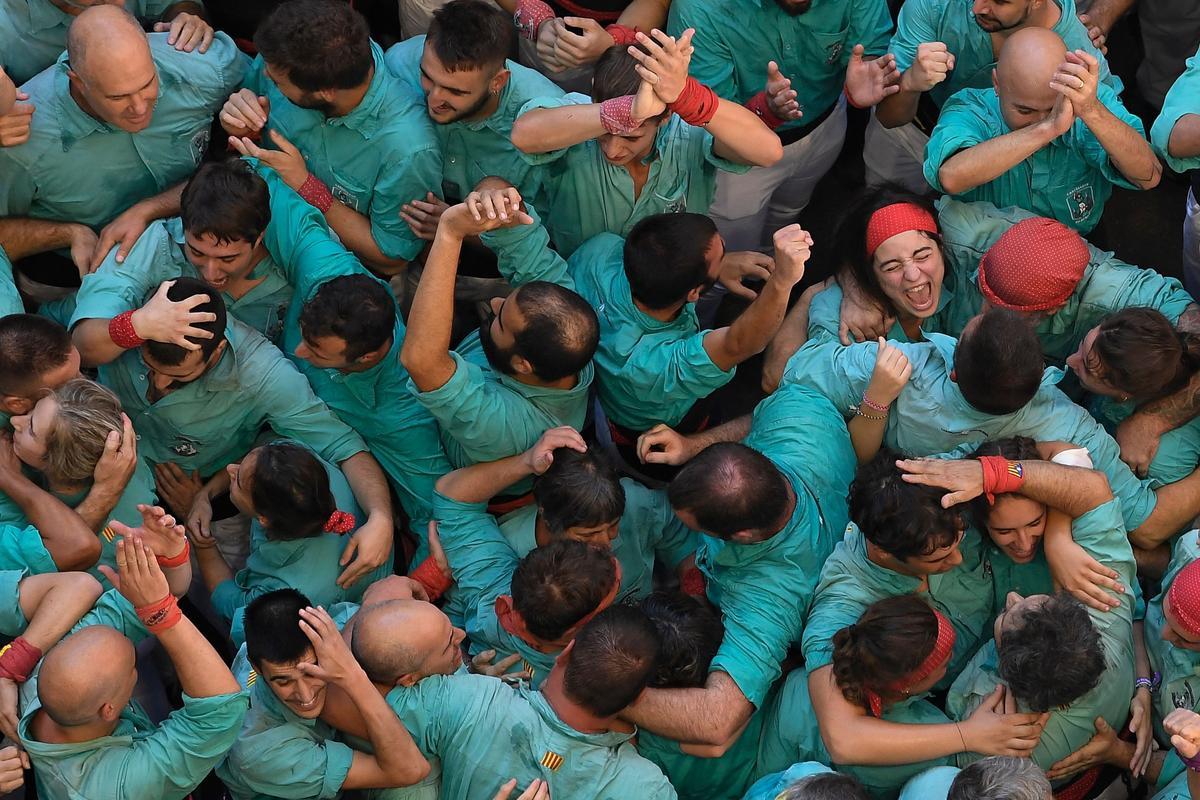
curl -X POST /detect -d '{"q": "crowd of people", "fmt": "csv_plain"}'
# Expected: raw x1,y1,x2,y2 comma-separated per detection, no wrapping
1,0,1200,797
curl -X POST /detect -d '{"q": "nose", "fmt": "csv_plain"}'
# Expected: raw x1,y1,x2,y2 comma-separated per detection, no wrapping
1015,530,1034,553
902,261,922,281
150,370,174,391
452,626,466,648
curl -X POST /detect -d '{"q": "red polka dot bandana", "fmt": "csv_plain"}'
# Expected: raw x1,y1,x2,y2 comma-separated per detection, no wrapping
1168,559,1200,639
865,203,939,258
978,217,1089,312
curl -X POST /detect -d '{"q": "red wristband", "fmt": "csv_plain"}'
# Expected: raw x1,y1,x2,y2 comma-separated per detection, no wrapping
978,456,1025,505
0,638,42,683
410,556,452,601
298,173,334,214
744,91,787,131
668,76,719,127
514,0,555,40
843,85,868,110
680,565,706,597
605,23,639,46
135,593,183,635
109,311,145,349
600,95,640,134
156,539,190,569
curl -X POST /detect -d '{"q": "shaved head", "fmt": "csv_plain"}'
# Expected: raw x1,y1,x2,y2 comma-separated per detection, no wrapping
66,6,158,132
994,28,1067,131
38,626,136,727
350,600,463,685
67,6,148,76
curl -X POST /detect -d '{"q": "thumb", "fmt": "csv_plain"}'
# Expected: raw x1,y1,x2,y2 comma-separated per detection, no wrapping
1095,716,1111,734
851,43,865,61
259,96,270,116
767,60,782,79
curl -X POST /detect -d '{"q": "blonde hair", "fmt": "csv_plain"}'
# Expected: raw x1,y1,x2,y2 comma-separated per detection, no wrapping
41,379,124,486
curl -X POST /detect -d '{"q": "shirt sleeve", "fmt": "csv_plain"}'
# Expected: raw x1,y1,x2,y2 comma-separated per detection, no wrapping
801,572,867,673
1078,255,1195,325
923,91,992,194
629,482,698,569
70,225,171,326
369,144,444,261
849,0,894,56
0,153,37,218
620,331,734,409
1150,45,1200,172
480,205,576,290
889,0,939,74
781,339,876,414
432,491,518,609
0,248,21,317
223,722,355,799
0,570,28,638
0,525,57,576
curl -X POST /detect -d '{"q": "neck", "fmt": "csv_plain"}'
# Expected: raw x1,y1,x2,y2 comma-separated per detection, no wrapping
540,666,613,735
514,371,578,390
632,296,685,323
31,709,117,745
328,67,374,118
898,314,923,341
339,337,393,375
465,89,502,124
45,475,86,495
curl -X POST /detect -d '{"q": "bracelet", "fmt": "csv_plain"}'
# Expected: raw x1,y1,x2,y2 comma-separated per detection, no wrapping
514,0,555,40
409,557,452,601
667,76,719,127
954,722,968,754
605,23,639,46
135,593,183,635
599,95,640,135
843,84,868,110
860,393,889,413
0,638,42,683
1181,749,1200,772
298,173,334,214
850,404,888,421
109,311,145,349
156,539,190,569
1134,672,1161,693
744,91,787,131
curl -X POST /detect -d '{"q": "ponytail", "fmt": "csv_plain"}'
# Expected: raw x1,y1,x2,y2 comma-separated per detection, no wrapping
830,595,939,711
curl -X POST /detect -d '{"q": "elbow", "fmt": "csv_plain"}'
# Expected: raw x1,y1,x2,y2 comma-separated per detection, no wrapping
936,166,967,196
57,537,103,573
510,119,538,154
755,137,785,167
820,727,857,765
396,757,432,786
1138,162,1163,190
1129,526,1163,552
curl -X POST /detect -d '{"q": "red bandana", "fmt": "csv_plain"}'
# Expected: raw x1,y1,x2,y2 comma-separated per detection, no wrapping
865,203,939,258
978,217,1089,312
866,608,957,717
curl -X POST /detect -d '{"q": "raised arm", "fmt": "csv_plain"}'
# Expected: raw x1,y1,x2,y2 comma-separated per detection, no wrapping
435,427,586,505
635,415,752,469
1128,466,1200,549
89,183,186,272
73,279,220,367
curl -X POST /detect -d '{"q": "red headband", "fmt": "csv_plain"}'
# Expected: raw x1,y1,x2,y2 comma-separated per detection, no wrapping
1168,560,1200,639
867,608,957,717
865,203,939,258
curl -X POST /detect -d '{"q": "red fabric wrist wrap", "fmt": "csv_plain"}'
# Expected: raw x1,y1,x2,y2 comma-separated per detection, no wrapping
680,565,706,597
109,311,145,349
978,456,1024,505
136,593,183,635
514,0,555,40
156,539,190,569
604,24,639,45
0,638,42,683
299,174,334,214
668,76,718,127
410,557,452,601
600,95,639,134
323,510,356,534
744,91,786,130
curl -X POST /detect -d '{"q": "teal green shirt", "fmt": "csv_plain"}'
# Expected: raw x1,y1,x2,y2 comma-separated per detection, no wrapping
897,766,960,800
0,0,178,85
701,385,857,707
18,589,249,800
0,523,57,575
0,33,247,229
516,94,749,258
666,0,891,132
0,457,156,586
1151,769,1192,800
410,331,593,496
384,37,564,210
743,762,834,800
386,674,677,799
1094,398,1200,496
0,569,28,636
243,43,441,261
639,711,765,800
947,499,1135,778
890,0,1116,110
1151,45,1200,172
482,212,733,431
785,333,1159,531
0,246,21,316
924,86,1142,234
98,318,367,477
803,523,994,688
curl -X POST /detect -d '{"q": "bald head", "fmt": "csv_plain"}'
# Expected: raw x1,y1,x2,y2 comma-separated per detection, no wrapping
38,626,136,727
351,600,456,685
66,6,158,132
996,28,1066,96
67,6,149,77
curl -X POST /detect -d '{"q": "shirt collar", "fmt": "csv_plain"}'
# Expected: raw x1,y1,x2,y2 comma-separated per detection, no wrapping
328,42,389,139
28,0,71,34
53,61,113,148
520,686,637,747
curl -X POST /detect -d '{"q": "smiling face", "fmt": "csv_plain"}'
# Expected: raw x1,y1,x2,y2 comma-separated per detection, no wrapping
10,395,59,471
893,530,966,577
973,0,1033,32
184,231,262,291
872,231,944,321
142,343,224,399
70,36,159,132
984,495,1048,564
259,650,328,718
418,44,501,124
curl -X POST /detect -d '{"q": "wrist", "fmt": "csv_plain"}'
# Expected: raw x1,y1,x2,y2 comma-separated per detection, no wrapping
898,69,920,94
862,387,894,410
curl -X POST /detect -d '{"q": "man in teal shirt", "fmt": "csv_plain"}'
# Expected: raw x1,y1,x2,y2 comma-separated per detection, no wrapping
0,7,248,273
0,246,20,316
19,533,248,799
1150,44,1200,296
0,315,81,429
925,28,1159,234
221,0,442,276
385,0,564,217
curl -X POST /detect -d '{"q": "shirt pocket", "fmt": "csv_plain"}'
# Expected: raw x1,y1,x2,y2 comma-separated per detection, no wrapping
328,171,370,214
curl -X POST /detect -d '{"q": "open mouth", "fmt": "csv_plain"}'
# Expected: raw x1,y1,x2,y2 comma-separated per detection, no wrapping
904,282,934,313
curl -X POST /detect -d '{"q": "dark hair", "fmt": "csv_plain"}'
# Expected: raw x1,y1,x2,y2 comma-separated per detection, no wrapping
427,0,514,72
781,774,870,800
254,0,373,92
511,282,599,382
640,592,723,688
997,592,1104,712
244,588,315,668
180,159,271,246
0,315,72,396
250,442,337,541
831,594,940,710
834,184,941,315
563,604,659,717
948,756,1052,800
1092,307,1200,402
668,442,790,540
300,275,396,361
591,45,669,122
848,449,963,561
623,213,719,310
968,437,1040,530
143,278,227,365
511,539,616,641
533,448,625,535
954,310,1043,415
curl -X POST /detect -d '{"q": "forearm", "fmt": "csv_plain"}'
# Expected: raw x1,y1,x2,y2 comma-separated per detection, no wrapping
157,615,241,697
344,674,429,784
17,572,104,652
194,546,234,594
71,318,129,367
849,414,888,464
0,473,100,570
72,482,125,533
1018,460,1112,516
128,183,184,224
708,100,784,166
708,278,792,370
615,0,668,30
686,415,752,451
158,0,205,21
340,452,392,523
1136,370,1200,430
1084,108,1161,188
511,106,605,153
434,454,530,505
937,126,1053,195
876,86,921,128
622,671,754,744
324,203,408,276
1168,114,1200,160
1080,0,1136,31
0,218,87,261
1131,467,1200,548
762,281,821,393
399,228,462,391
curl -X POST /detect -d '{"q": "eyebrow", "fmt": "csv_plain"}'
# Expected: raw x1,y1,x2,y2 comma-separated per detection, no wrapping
495,298,508,333
107,73,156,100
